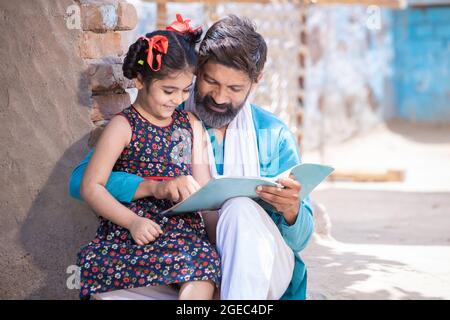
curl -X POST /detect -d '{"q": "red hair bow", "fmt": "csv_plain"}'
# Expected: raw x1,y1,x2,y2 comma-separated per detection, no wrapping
140,35,169,72
166,13,201,34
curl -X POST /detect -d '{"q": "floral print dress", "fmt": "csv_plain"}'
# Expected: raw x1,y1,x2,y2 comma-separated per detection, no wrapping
77,106,221,300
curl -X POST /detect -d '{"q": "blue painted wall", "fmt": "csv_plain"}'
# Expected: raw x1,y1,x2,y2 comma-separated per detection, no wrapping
392,6,450,122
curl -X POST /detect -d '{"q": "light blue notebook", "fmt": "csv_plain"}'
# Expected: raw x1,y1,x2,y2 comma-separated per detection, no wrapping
161,163,334,216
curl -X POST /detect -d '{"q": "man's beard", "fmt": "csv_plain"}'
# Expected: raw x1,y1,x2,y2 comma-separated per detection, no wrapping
194,87,249,129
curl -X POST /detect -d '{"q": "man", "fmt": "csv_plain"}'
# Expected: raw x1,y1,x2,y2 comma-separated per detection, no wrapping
70,15,314,300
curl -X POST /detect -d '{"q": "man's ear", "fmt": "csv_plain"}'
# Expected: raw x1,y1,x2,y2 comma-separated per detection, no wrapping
255,72,264,83
249,72,263,93
134,74,144,90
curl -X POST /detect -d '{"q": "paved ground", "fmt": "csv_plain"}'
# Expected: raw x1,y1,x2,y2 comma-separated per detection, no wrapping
301,120,450,300
303,120,450,192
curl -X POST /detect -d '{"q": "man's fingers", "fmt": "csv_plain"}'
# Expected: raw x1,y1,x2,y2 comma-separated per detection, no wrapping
258,192,299,214
257,191,287,205
257,185,298,199
278,177,302,191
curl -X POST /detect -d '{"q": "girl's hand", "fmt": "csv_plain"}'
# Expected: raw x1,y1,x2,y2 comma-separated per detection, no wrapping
154,175,201,202
128,216,164,246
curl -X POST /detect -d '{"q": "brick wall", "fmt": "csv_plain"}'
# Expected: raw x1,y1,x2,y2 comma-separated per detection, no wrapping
77,0,137,146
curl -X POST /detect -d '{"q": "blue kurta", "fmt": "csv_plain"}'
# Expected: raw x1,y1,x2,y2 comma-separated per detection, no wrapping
69,103,314,300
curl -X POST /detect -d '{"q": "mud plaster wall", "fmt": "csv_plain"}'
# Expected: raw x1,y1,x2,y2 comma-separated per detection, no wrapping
0,0,97,299
303,5,395,150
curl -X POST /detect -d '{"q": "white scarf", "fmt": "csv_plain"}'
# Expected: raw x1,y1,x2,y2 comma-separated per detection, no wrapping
184,90,260,178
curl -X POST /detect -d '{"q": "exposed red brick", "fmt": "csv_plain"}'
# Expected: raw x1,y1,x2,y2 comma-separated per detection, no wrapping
117,2,138,31
79,31,123,59
80,0,137,32
91,92,130,122
88,60,134,92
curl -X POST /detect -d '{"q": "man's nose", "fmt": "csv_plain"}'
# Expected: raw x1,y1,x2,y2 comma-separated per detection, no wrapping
211,88,229,105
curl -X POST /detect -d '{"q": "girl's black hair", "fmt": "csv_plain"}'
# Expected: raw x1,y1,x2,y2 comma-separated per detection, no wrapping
122,28,202,83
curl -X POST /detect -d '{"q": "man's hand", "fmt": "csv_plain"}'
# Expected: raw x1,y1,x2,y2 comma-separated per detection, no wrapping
256,174,302,225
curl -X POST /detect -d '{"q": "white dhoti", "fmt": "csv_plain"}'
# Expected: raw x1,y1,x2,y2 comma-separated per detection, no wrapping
92,285,179,300
217,197,295,300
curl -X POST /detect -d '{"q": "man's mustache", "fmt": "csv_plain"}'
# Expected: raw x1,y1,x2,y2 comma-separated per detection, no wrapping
202,95,233,112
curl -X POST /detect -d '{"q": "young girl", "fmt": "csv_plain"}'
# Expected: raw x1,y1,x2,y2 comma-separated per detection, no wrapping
76,16,220,300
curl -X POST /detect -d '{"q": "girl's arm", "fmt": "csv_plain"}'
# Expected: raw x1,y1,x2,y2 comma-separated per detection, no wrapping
80,115,162,244
187,111,218,244
187,111,211,186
